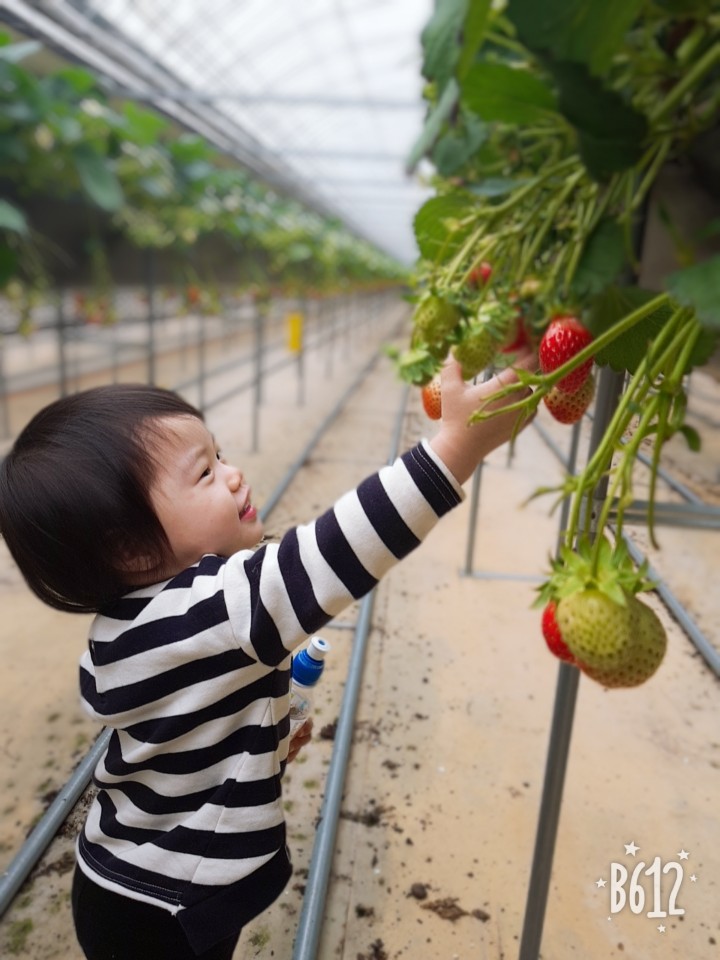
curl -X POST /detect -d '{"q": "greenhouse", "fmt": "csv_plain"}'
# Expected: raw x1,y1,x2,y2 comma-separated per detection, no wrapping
0,2,718,959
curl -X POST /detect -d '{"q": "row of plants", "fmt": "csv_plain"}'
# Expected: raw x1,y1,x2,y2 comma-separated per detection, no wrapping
399,0,720,687
0,33,405,313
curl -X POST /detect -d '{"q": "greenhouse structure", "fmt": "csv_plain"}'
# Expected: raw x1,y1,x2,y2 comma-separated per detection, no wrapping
0,2,718,959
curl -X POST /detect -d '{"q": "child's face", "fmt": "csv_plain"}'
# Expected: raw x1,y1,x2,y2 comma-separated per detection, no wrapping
148,415,264,576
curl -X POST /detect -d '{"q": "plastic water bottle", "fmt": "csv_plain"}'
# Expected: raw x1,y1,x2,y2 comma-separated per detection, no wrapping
289,636,331,734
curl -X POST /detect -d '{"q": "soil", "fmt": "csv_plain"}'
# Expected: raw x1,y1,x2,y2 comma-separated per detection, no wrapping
0,302,718,959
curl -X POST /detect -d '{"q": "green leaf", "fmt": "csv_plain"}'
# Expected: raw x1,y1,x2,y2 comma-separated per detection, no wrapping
122,102,168,146
588,286,675,373
406,79,459,173
0,200,28,234
0,244,18,285
72,145,124,211
543,59,648,180
571,219,627,297
421,0,468,90
456,0,493,79
678,425,701,452
462,61,557,125
55,67,98,96
431,111,487,176
666,256,720,329
413,193,479,263
506,0,645,74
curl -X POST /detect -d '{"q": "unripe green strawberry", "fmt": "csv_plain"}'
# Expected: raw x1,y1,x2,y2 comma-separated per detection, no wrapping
556,589,633,671
451,321,496,379
412,295,461,355
557,590,667,688
544,374,595,424
578,597,666,688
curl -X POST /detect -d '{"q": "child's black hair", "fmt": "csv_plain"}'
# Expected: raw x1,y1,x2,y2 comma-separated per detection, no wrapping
0,383,203,613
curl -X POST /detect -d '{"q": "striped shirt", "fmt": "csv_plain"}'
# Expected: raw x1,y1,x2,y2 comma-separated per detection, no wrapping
76,441,463,952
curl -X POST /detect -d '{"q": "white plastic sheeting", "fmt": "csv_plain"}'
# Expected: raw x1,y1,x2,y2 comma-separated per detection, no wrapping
5,0,435,263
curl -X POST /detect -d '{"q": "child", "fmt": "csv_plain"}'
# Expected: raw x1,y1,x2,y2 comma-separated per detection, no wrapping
0,356,534,960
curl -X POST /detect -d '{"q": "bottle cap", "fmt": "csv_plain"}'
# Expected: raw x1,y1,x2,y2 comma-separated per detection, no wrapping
292,636,331,686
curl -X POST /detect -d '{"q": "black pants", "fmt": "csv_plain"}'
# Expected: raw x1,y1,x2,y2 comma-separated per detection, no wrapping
72,867,241,960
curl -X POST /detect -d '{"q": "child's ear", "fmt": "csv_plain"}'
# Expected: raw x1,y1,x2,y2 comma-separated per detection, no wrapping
113,538,163,580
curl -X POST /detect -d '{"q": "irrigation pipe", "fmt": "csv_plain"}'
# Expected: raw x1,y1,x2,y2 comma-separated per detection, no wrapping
292,385,410,960
0,334,399,919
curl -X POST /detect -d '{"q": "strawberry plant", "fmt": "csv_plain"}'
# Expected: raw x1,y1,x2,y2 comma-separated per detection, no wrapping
404,0,720,687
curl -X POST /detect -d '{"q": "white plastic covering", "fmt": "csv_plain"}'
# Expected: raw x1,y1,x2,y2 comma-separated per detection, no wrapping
11,0,435,263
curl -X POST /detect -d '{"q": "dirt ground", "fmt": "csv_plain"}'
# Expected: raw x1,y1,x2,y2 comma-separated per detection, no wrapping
0,304,718,959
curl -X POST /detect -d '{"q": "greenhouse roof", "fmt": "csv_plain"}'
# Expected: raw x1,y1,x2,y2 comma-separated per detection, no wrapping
4,0,435,264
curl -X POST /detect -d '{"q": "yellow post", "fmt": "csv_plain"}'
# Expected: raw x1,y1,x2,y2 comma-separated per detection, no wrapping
286,311,304,353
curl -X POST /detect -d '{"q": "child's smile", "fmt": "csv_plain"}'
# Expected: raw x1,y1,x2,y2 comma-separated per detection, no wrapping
149,415,264,575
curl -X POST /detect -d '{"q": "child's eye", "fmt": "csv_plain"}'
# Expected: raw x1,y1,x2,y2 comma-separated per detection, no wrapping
200,466,212,479
216,450,223,461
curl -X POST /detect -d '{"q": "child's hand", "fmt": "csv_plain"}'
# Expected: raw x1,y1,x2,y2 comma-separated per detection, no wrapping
287,717,314,763
429,350,537,485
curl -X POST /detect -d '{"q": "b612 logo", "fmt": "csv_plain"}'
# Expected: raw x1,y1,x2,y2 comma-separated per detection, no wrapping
610,856,685,917
595,842,698,934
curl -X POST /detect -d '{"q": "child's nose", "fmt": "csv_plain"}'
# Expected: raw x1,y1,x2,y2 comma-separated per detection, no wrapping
226,466,243,491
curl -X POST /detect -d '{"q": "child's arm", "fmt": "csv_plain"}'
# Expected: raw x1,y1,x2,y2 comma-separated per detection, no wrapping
429,352,536,485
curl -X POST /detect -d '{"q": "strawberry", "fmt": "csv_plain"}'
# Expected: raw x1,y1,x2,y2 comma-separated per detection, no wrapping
556,589,666,688
539,316,594,394
451,320,496,379
420,375,442,420
577,597,667,688
468,261,492,287
543,374,595,424
541,600,576,664
412,295,461,355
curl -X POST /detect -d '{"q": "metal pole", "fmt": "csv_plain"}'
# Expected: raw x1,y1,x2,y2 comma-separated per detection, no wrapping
57,291,69,398
0,729,111,915
251,303,263,453
197,309,206,414
292,385,409,960
297,298,306,407
518,367,625,960
145,250,157,385
0,332,10,438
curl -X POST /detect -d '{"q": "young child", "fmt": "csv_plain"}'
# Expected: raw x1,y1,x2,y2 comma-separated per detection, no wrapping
0,356,534,960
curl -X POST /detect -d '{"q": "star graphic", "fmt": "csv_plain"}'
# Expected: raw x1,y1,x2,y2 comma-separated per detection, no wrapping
690,874,698,882
624,841,639,856
678,849,689,860
658,925,666,934
596,878,607,888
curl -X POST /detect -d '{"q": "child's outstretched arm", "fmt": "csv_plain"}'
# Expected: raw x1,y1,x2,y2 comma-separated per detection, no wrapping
429,351,537,485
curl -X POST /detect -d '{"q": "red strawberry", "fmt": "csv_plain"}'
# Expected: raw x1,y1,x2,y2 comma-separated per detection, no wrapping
468,261,492,287
543,374,595,424
539,316,594,394
541,600,577,664
420,375,442,420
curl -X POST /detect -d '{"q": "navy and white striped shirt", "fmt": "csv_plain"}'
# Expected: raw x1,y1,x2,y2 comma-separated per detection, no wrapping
76,442,463,952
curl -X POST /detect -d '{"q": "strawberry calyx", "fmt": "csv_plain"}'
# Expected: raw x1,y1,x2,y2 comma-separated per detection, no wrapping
535,535,655,612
